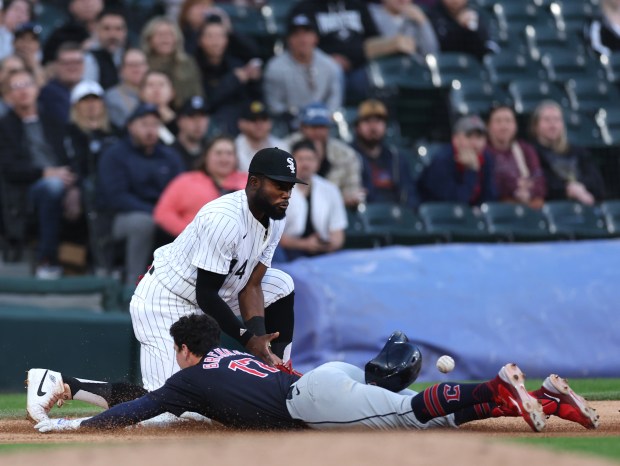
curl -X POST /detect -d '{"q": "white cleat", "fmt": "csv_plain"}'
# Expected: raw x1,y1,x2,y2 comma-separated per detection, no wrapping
26,369,66,423
492,363,546,432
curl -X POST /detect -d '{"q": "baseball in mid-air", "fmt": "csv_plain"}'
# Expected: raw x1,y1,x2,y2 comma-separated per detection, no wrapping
436,355,455,373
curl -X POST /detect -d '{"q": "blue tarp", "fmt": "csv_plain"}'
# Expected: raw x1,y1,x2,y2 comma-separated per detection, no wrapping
278,240,620,381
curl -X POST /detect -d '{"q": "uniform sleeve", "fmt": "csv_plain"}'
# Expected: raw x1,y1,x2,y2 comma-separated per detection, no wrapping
145,370,205,417
80,395,166,429
191,212,239,274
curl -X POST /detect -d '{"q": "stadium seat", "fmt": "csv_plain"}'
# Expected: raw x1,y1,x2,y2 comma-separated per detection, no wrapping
368,56,452,142
418,202,509,242
429,52,489,87
594,107,620,145
564,110,605,148
360,202,446,245
367,55,436,91
542,201,612,240
508,78,571,115
564,77,620,114
449,78,512,116
480,202,569,242
549,0,596,34
343,209,387,249
484,52,547,86
493,1,555,42
523,24,586,61
541,48,608,83
600,200,620,235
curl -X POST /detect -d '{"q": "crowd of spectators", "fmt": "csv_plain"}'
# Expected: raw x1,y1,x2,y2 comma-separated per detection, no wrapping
0,0,612,281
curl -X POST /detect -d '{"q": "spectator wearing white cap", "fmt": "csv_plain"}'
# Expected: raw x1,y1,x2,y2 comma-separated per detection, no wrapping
63,80,118,181
61,80,119,273
286,102,364,207
263,13,343,121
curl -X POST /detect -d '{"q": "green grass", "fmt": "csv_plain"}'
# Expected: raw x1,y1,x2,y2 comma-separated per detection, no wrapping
0,394,103,419
516,437,620,462
2,378,619,462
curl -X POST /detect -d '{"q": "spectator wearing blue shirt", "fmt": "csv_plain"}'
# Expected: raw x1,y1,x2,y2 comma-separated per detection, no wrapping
418,115,497,206
38,42,85,123
351,99,419,209
98,103,184,284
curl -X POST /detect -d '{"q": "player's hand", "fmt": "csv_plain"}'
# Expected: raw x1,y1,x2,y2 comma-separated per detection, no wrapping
245,332,282,367
34,417,89,433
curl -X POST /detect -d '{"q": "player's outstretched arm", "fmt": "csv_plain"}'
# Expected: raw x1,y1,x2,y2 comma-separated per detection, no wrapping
35,395,167,432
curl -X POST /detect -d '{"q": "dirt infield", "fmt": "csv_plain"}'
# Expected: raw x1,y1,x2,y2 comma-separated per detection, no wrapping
0,401,618,465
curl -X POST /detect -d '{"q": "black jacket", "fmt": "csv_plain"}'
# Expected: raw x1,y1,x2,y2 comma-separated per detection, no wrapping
0,109,67,184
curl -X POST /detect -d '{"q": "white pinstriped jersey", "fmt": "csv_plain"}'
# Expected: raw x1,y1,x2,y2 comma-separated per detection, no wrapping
151,190,285,308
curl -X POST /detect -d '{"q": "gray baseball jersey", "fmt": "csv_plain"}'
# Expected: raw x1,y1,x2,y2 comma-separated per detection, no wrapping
130,190,294,390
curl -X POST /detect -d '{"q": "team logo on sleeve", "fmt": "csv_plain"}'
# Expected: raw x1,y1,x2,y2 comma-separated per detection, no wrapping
287,157,295,174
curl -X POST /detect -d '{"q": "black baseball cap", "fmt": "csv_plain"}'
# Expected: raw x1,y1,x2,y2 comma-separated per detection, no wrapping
287,14,317,35
178,95,209,117
127,103,160,124
248,147,307,185
14,22,42,39
241,100,269,121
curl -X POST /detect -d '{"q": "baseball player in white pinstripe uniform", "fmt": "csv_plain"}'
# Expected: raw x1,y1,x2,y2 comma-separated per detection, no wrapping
131,147,307,391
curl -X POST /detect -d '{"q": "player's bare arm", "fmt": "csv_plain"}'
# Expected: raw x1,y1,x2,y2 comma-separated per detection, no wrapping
238,263,283,367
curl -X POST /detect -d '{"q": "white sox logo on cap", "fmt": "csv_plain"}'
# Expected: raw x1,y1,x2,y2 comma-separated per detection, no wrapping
248,147,307,184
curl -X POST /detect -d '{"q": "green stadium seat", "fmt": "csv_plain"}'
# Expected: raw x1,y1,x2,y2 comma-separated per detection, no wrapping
564,110,605,149
343,209,387,249
594,107,620,145
484,52,547,86
550,0,596,34
524,24,586,61
429,52,489,87
418,202,509,242
542,201,612,240
360,202,447,245
541,48,608,83
480,202,570,242
508,78,570,115
564,77,620,114
599,200,620,236
449,78,512,116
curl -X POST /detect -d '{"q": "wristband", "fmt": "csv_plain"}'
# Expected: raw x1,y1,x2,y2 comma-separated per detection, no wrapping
244,316,266,336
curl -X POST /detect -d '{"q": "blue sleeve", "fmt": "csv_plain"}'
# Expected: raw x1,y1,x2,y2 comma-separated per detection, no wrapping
98,145,154,213
418,148,478,203
80,395,166,429
481,152,498,203
398,154,420,209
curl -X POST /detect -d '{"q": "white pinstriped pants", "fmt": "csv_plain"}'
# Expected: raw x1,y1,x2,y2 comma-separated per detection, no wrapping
130,268,294,391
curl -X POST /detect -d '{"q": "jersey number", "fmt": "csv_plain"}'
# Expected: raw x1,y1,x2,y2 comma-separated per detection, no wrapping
228,358,279,378
228,259,248,279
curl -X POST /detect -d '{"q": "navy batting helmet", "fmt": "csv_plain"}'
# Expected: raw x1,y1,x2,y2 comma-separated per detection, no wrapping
365,331,423,393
